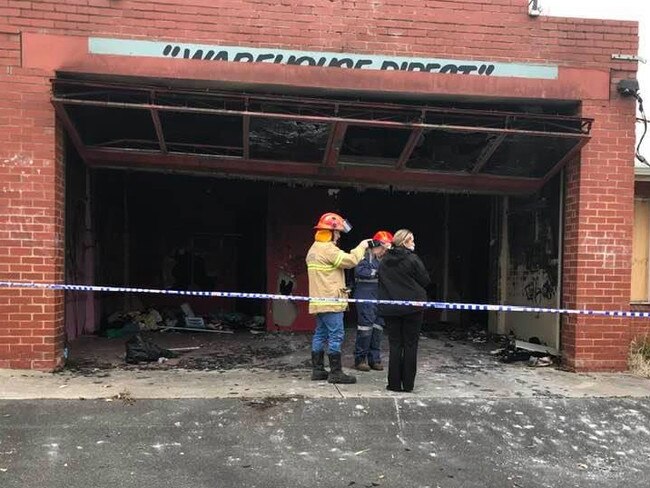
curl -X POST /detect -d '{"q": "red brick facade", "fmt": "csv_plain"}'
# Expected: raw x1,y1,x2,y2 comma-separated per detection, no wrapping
0,0,640,370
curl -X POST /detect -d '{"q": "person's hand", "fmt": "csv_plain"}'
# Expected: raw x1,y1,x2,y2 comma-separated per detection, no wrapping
359,239,371,248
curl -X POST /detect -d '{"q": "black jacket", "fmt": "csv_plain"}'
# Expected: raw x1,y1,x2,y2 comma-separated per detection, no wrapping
378,246,431,316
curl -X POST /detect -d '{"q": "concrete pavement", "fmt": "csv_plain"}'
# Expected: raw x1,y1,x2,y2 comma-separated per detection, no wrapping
1,397,650,488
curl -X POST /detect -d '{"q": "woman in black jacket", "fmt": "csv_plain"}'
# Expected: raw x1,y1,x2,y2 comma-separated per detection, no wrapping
378,229,431,392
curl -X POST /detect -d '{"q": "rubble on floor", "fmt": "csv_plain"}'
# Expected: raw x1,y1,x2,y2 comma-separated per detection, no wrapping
124,334,178,364
65,331,311,374
491,337,557,368
104,303,266,337
421,322,557,368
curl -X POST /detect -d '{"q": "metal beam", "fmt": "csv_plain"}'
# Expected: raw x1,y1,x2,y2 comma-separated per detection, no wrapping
83,147,542,195
53,78,592,134
150,109,167,153
471,133,507,174
52,101,87,159
322,122,348,166
52,98,589,140
396,128,423,170
242,115,250,160
541,137,591,186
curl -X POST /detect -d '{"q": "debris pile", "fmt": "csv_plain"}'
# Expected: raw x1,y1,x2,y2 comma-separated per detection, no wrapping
491,337,557,368
125,334,178,364
104,303,265,337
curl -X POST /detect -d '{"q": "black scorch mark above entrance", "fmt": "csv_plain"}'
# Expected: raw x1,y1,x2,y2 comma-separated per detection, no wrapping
161,44,497,75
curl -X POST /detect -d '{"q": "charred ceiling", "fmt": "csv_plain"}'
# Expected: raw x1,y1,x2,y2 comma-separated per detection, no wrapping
52,78,592,194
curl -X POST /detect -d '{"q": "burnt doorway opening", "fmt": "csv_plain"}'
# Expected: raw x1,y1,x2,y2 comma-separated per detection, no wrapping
59,78,575,359
97,170,268,318
338,189,492,329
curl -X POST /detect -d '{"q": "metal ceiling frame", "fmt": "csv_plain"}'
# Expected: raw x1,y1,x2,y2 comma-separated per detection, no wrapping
52,78,592,194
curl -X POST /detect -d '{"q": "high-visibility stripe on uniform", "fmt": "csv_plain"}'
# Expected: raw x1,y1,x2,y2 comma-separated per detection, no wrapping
307,263,337,271
332,252,345,268
310,300,346,307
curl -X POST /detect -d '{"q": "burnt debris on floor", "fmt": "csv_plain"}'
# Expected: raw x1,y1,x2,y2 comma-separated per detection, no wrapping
65,329,312,375
420,322,558,369
104,302,266,337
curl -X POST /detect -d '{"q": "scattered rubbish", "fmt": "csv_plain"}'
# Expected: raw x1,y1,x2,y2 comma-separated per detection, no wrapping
157,357,169,364
184,317,205,329
354,449,370,456
244,395,304,410
494,338,558,365
111,390,135,405
168,347,201,352
125,334,178,364
0,468,7,472
104,303,266,338
181,303,195,318
528,356,553,367
185,317,205,329
158,326,234,334
58,385,68,389
577,463,588,470
514,340,558,357
106,309,163,335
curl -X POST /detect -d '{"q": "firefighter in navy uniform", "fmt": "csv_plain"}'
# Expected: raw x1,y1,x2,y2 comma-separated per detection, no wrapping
353,231,393,372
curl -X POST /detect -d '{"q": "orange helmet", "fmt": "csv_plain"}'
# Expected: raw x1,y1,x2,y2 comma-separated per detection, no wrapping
314,212,352,233
373,230,394,246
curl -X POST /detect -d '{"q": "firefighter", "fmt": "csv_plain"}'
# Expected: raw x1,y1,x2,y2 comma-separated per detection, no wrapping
306,212,369,384
353,231,393,372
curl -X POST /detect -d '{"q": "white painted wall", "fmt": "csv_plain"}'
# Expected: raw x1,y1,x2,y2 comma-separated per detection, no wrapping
539,0,650,167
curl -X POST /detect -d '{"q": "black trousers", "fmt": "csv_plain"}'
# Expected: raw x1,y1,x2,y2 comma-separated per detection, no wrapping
385,312,423,392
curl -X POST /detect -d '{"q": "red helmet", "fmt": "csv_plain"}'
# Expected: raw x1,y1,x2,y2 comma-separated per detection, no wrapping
373,230,394,246
314,212,352,233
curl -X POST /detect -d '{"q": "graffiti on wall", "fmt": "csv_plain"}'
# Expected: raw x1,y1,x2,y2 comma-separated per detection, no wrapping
509,191,560,307
523,271,556,305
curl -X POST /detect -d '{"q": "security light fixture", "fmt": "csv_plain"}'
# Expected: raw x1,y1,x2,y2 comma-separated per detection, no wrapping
528,0,542,17
617,80,649,166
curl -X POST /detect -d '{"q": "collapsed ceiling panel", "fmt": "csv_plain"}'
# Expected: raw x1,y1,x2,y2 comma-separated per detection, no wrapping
482,135,581,178
161,112,243,157
52,77,592,194
249,119,329,163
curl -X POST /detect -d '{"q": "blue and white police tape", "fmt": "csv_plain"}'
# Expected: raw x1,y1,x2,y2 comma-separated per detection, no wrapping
1,280,649,318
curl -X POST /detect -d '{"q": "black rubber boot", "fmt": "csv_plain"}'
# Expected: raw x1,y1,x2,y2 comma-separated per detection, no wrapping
327,353,357,384
311,351,329,381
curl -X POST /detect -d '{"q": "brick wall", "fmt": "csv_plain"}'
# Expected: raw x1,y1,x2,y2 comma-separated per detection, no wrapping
562,90,637,371
0,27,64,370
0,0,639,67
0,0,640,370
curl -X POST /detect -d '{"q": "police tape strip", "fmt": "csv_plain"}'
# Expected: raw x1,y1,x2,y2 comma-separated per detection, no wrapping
1,280,649,319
